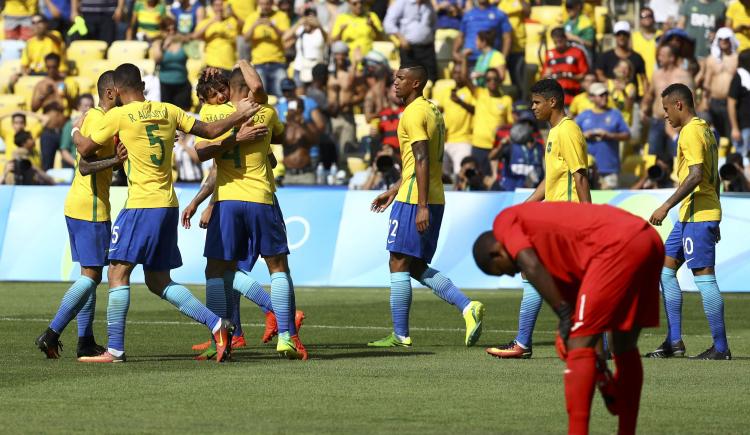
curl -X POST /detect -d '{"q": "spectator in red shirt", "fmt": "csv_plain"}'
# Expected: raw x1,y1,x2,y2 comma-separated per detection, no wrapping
542,27,589,105
375,83,404,152
473,202,665,435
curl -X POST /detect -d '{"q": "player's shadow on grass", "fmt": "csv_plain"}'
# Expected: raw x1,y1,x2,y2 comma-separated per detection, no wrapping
314,350,435,360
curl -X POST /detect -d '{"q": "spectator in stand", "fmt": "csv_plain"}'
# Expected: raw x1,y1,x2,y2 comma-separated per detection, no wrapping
384,0,437,83
608,59,636,126
308,0,349,34
632,154,675,189
227,0,252,60
435,0,464,31
358,143,401,190
703,27,739,143
331,0,383,56
563,0,594,58
150,17,192,110
305,63,339,169
452,0,511,66
576,82,630,189
678,0,726,61
194,0,238,72
453,156,487,191
568,72,597,117
31,53,79,116
3,136,53,185
283,97,318,185
596,21,648,97
70,0,125,45
39,102,66,170
328,41,363,169
285,8,328,88
278,0,298,25
277,78,327,136
541,27,589,106
21,15,66,75
362,52,391,123
2,112,42,161
127,0,166,41
3,0,37,40
729,49,750,157
727,0,750,52
435,62,474,178
373,83,403,153
41,0,73,36
171,0,204,36
498,0,530,100
660,28,701,76
720,152,750,191
471,30,506,87
468,64,512,178
632,7,660,82
173,131,203,182
492,119,544,191
243,0,290,96
59,93,94,168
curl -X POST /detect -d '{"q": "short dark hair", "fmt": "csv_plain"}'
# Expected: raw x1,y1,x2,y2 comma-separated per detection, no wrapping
661,83,694,109
77,93,94,108
43,102,64,114
550,27,566,40
11,113,26,123
312,63,328,83
739,49,750,71
640,6,653,15
472,231,498,276
113,63,143,91
44,53,61,64
398,64,428,91
196,68,229,101
477,30,495,45
97,70,115,99
531,79,564,109
14,130,32,147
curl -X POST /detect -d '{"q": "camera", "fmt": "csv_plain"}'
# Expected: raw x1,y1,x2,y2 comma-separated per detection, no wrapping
13,158,32,185
375,154,394,172
464,168,477,179
647,164,665,182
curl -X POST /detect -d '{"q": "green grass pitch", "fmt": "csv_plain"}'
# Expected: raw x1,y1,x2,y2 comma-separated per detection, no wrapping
1,283,749,434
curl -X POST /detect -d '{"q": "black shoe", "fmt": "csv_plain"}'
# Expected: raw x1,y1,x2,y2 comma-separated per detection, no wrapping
644,340,686,358
689,345,731,360
77,336,106,358
35,328,62,359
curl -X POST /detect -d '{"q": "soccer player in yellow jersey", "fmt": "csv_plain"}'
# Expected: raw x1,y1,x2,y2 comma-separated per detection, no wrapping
35,71,127,360
367,64,484,348
646,84,730,360
72,63,260,363
487,78,591,359
192,61,308,359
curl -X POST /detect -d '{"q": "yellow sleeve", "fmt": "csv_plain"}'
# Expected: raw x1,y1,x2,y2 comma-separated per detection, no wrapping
173,104,197,133
196,18,210,33
89,107,121,145
559,123,587,173
20,46,29,68
275,11,290,32
404,108,429,142
331,15,345,39
270,111,284,136
490,51,506,67
242,12,256,34
503,96,513,125
680,125,705,166
369,12,383,32
227,17,238,38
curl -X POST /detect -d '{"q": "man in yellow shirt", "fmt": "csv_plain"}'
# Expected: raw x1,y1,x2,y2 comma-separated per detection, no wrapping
72,63,260,363
242,0,290,96
3,0,37,40
21,15,67,75
2,112,43,161
646,83,730,360
487,78,590,359
35,70,127,360
727,0,750,52
367,64,484,349
331,0,383,55
194,0,238,71
631,7,660,82
435,62,474,178
498,0,530,99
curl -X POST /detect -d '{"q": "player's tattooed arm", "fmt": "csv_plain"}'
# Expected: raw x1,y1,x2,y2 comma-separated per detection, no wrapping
194,123,270,161
650,164,703,226
413,140,430,232
190,99,262,140
78,142,128,176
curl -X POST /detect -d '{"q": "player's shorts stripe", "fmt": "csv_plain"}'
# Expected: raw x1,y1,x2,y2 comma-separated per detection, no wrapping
578,294,586,321
689,192,695,223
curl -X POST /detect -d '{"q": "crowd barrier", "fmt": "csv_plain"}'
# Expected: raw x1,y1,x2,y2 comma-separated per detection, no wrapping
0,186,748,291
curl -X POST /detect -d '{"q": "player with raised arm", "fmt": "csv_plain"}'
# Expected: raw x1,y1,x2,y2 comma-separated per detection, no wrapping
192,60,307,360
35,71,127,359
487,78,591,359
474,202,664,435
367,64,484,348
645,83,731,360
72,63,261,363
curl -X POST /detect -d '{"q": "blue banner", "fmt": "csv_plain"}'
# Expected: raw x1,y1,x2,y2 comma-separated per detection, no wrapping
0,186,748,291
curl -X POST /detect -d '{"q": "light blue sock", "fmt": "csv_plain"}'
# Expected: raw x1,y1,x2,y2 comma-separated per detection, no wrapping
287,273,297,335
107,286,130,352
270,272,293,335
418,268,471,312
76,289,96,338
162,282,221,331
390,272,412,338
515,280,542,348
695,275,729,353
49,276,97,335
226,270,273,314
661,267,683,344
205,277,227,318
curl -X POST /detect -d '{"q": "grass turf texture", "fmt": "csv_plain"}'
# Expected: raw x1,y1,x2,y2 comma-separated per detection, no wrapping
1,283,749,434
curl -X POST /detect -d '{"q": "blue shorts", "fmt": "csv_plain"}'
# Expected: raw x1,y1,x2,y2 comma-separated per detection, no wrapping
204,199,289,262
109,207,183,271
386,201,444,263
65,217,111,267
664,221,720,269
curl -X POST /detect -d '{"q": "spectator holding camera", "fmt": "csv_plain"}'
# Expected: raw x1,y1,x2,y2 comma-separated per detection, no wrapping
632,154,675,189
2,132,54,185
243,0,291,96
491,114,544,191
285,8,328,88
357,143,401,190
2,112,42,161
720,152,750,192
454,156,487,191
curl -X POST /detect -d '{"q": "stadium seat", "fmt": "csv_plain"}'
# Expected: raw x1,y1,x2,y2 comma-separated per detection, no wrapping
133,59,156,76
0,94,26,116
0,40,26,63
67,40,108,73
107,40,150,61
69,76,95,95
372,41,396,61
13,76,44,109
80,60,118,85
529,5,563,26
594,6,610,41
347,157,367,174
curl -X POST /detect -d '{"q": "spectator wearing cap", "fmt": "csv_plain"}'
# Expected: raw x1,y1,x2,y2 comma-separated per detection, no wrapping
541,27,589,106
563,0,594,57
576,82,630,190
31,53,79,116
331,0,383,56
242,0,291,97
727,0,750,52
70,0,125,45
193,0,238,72
452,0,511,65
595,21,648,98
702,27,739,142
285,8,328,88
491,111,544,191
328,40,363,169
435,0,465,31
632,7,660,82
383,0,437,82
21,15,67,75
435,62,474,178
729,49,750,157
678,0,726,60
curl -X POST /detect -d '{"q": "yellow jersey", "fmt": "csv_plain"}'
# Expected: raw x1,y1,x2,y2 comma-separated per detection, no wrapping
544,116,587,202
196,16,238,70
64,107,116,222
396,97,445,205
471,88,512,150
728,1,750,51
631,30,660,81
498,0,526,54
227,0,255,23
568,92,594,118
196,102,235,143
331,12,383,55
134,2,167,40
607,80,635,126
2,120,43,162
90,100,196,209
242,10,289,64
435,85,473,144
676,117,721,222
21,34,67,74
215,104,283,204
3,0,37,15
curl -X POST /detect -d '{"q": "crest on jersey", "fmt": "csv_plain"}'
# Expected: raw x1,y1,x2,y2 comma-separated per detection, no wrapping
546,141,552,153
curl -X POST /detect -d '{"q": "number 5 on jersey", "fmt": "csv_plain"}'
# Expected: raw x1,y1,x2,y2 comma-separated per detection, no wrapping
146,124,165,166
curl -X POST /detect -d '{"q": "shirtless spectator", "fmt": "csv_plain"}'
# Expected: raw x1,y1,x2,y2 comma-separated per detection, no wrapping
641,45,694,156
702,28,739,142
283,97,319,185
363,53,391,123
30,53,78,116
328,40,365,169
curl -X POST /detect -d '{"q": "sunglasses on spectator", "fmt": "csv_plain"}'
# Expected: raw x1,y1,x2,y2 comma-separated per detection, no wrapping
640,14,653,19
